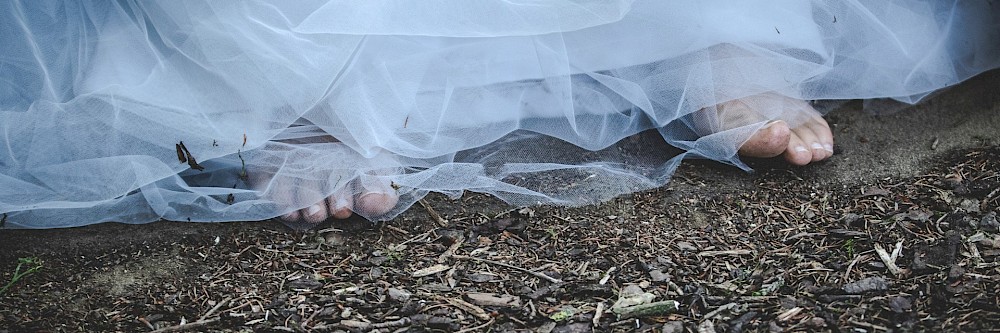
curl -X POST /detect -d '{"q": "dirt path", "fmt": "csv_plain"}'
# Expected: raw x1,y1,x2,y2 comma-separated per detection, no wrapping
1,71,998,332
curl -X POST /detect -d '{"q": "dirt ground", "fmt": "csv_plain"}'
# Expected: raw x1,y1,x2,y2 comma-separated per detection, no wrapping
1,71,999,333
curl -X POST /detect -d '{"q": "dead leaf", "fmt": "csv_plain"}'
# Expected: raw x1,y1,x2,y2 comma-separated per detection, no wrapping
177,141,204,171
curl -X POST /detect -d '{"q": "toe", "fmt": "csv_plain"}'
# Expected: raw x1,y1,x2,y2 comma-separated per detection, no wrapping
327,187,354,220
805,115,834,159
270,176,302,222
356,192,399,216
790,119,831,163
355,175,400,217
783,128,814,166
281,210,301,222
297,187,330,224
301,202,329,224
739,120,791,158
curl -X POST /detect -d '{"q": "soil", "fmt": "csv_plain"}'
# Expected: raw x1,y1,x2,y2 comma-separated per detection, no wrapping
1,71,999,332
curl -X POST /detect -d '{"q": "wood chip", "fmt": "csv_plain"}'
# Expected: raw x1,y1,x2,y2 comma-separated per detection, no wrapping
874,241,904,277
776,307,803,322
613,300,680,318
698,250,752,257
446,298,490,321
465,292,521,308
412,264,451,277
593,302,605,327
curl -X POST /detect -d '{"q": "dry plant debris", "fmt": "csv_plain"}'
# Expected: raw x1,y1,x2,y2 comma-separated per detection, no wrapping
0,146,998,332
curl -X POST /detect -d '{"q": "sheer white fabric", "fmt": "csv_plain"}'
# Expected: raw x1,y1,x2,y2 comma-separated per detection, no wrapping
2,1,997,228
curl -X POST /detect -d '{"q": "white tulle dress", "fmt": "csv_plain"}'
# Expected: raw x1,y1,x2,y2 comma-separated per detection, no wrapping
2,1,998,228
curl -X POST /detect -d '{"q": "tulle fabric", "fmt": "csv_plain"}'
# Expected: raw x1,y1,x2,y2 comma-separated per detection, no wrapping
1,1,997,228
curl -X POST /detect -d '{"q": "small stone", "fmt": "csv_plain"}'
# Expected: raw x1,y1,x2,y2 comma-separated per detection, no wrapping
981,212,999,231
388,288,411,302
613,285,654,309
697,319,717,333
536,321,557,333
369,267,383,279
676,242,698,251
959,199,981,213
947,264,965,281
552,322,591,333
888,296,912,313
322,233,345,246
368,256,388,266
841,213,863,227
661,321,684,333
649,269,670,282
842,277,888,294
621,284,645,297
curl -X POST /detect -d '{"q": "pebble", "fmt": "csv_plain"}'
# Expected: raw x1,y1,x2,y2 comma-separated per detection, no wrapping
981,212,999,231
676,242,698,251
388,288,411,302
888,296,912,313
649,269,671,282
553,322,590,333
843,276,888,294
661,321,684,333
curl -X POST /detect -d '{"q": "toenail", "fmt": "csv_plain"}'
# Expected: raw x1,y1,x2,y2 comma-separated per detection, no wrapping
333,197,350,210
359,192,389,201
306,204,322,215
794,146,808,153
823,144,833,152
810,142,824,150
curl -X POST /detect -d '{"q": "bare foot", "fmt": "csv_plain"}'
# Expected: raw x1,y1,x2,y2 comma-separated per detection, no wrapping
275,176,399,224
253,131,401,225
715,94,834,166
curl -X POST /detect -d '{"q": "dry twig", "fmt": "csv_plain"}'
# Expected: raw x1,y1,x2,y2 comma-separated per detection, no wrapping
452,255,563,283
418,199,449,227
874,241,904,276
149,317,219,333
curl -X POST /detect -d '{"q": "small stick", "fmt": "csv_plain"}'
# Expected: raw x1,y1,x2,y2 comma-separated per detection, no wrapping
599,266,616,285
848,320,890,332
843,254,868,282
149,317,219,333
593,302,606,327
137,316,155,330
452,255,562,283
418,199,448,227
874,243,903,276
372,317,411,329
698,250,752,257
199,297,232,321
446,298,490,321
612,300,680,319
455,318,495,333
437,236,464,263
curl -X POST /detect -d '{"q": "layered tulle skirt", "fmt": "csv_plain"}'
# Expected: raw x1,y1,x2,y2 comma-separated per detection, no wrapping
2,1,998,228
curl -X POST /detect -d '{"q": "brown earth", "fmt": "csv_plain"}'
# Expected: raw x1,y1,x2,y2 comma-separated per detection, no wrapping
1,70,998,332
